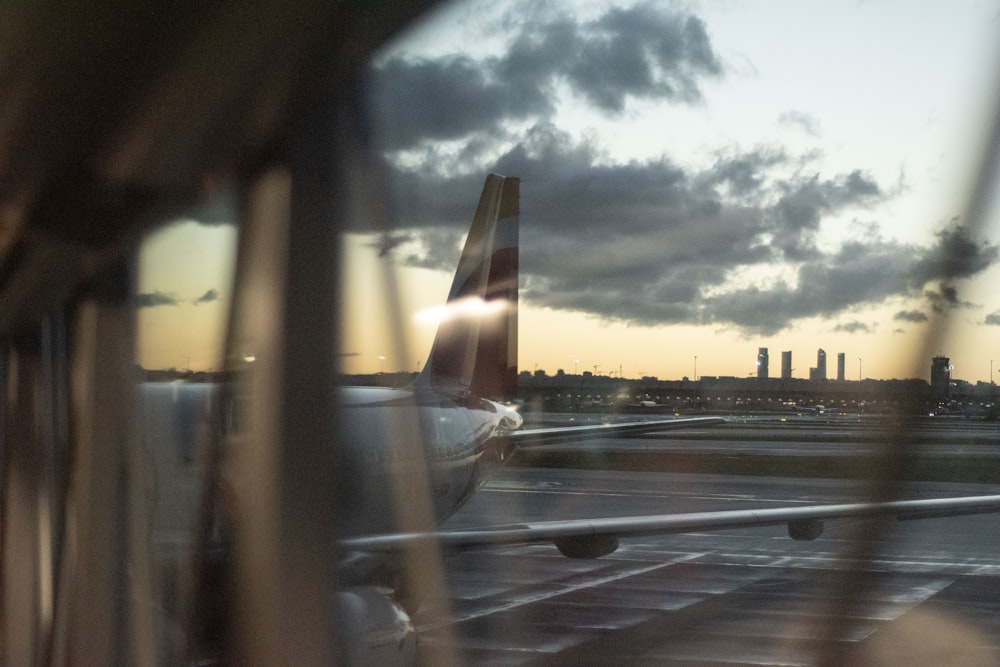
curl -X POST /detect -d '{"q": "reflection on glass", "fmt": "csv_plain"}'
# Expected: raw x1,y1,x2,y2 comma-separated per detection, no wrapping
135,209,237,662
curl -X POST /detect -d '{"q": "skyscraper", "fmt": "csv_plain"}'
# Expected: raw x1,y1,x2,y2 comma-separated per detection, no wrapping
837,352,845,381
811,348,826,381
931,357,951,399
781,351,792,379
757,347,768,379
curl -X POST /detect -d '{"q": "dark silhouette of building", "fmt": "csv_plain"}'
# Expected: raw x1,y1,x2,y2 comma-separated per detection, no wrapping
931,356,951,399
757,347,768,379
781,351,792,379
809,348,827,381
837,352,845,381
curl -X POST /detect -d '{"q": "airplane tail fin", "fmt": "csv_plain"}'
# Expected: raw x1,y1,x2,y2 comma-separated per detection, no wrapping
417,174,519,400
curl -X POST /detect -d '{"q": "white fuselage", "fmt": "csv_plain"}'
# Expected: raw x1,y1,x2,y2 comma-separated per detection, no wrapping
337,385,522,536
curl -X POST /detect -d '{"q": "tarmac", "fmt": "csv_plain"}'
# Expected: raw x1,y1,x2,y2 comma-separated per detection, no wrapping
419,464,1000,665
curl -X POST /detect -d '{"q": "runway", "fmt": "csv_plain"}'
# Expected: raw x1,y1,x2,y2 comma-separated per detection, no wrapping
519,414,1000,459
417,467,1000,665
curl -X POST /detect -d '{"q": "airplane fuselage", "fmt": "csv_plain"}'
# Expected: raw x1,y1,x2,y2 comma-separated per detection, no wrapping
338,385,522,536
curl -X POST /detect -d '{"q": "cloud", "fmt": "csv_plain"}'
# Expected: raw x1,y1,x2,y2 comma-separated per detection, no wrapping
894,309,928,323
910,223,998,285
138,289,222,308
382,126,1000,335
403,227,466,269
986,312,1000,326
778,111,821,137
135,291,178,308
368,232,414,257
361,3,1000,337
380,123,978,334
372,122,1000,334
833,321,874,334
924,283,976,314
369,3,721,151
193,289,219,305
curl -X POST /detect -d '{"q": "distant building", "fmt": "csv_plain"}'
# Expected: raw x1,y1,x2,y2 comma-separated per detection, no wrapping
781,351,792,379
837,352,845,381
809,349,827,381
757,347,768,379
931,356,951,399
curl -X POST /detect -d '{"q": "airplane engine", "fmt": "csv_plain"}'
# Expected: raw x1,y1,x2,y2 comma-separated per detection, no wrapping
553,535,620,559
336,586,418,667
788,518,825,541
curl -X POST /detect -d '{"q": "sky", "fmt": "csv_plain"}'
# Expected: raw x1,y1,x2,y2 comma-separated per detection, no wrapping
341,0,1000,383
137,220,236,371
137,0,1000,383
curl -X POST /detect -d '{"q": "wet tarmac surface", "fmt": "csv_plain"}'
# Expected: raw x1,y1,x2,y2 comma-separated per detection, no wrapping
419,464,1000,665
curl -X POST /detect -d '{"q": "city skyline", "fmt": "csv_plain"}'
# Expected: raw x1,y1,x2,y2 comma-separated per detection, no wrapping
351,347,979,386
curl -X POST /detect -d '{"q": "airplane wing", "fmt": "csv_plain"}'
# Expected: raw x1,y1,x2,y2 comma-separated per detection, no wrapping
500,415,727,447
343,493,1000,559
343,411,1000,559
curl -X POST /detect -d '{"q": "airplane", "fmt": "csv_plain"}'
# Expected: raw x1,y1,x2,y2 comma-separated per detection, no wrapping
793,403,827,414
630,397,672,409
334,175,724,538
300,173,1000,663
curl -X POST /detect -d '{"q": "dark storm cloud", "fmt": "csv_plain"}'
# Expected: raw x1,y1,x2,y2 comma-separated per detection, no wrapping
369,3,721,151
363,2,1000,336
894,310,928,323
910,223,998,285
702,149,786,199
370,55,548,149
697,239,917,334
135,291,178,308
377,122,998,335
556,5,721,111
193,289,219,305
767,170,882,261
924,283,976,314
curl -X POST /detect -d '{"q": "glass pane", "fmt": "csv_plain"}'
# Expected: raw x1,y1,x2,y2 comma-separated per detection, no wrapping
135,196,237,663
353,2,1000,664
